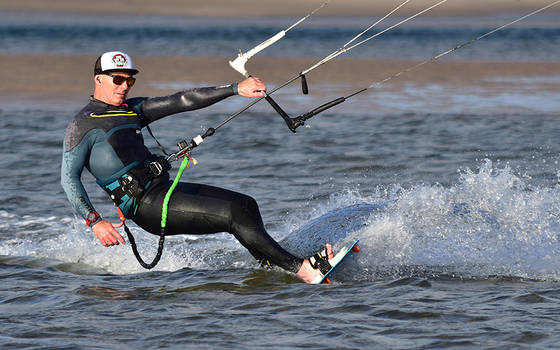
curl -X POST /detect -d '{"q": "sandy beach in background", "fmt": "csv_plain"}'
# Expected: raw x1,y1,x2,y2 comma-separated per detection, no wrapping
1,55,559,103
1,1,559,104
0,0,558,17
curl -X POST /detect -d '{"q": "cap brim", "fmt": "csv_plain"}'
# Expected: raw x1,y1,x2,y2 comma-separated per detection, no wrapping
100,68,139,75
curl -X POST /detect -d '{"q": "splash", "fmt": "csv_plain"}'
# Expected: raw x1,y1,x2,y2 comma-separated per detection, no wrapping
0,210,255,275
284,160,560,281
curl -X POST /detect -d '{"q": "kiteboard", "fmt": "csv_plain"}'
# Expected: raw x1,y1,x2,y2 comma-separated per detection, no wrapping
320,240,360,284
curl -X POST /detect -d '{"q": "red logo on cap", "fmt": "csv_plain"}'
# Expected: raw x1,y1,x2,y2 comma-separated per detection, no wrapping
112,54,127,67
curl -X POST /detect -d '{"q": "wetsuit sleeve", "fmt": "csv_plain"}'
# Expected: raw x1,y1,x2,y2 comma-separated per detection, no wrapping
61,132,99,221
137,84,238,125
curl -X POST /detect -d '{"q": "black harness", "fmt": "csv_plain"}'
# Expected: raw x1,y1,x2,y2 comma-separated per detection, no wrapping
103,156,171,208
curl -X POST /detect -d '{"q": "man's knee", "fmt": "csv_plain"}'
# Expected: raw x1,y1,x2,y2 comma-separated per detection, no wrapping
231,194,263,228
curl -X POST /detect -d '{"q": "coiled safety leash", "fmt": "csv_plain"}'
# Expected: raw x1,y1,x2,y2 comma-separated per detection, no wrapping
118,155,196,269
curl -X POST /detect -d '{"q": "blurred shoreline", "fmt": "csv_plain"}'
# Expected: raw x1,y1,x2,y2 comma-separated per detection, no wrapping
1,0,558,17
2,1,559,108
2,54,559,105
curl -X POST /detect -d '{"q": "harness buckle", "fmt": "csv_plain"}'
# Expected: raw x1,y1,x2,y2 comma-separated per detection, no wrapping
148,158,170,177
118,175,139,198
148,161,164,176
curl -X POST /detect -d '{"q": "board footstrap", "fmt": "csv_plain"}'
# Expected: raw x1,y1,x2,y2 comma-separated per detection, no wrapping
309,248,332,275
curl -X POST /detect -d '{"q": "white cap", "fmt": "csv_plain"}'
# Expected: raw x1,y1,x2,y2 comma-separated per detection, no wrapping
94,51,139,75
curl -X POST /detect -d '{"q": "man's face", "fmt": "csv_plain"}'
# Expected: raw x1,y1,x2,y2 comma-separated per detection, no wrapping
94,72,135,106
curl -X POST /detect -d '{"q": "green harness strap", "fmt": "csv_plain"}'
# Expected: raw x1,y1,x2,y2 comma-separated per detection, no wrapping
161,156,190,229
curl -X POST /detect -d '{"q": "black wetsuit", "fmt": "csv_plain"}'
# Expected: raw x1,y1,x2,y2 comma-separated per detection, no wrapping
61,86,302,272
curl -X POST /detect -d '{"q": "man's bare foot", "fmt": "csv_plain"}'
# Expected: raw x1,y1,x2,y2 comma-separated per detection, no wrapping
296,243,334,284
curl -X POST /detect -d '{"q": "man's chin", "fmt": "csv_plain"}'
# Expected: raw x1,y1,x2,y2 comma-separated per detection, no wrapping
112,95,127,105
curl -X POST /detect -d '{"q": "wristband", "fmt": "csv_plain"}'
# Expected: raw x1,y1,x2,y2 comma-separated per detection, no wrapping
85,211,101,227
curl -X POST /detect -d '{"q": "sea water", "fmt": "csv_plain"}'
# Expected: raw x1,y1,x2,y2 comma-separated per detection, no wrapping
1,10,560,350
1,11,560,61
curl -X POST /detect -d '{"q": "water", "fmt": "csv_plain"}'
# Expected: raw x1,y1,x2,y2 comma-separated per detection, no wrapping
1,12,559,61
2,10,560,350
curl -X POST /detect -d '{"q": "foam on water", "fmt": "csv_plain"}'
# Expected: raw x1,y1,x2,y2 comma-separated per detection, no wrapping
283,159,560,281
0,210,256,275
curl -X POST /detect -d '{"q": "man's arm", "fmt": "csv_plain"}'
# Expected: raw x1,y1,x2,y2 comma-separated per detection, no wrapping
136,77,266,124
61,132,124,246
61,137,98,221
138,85,236,124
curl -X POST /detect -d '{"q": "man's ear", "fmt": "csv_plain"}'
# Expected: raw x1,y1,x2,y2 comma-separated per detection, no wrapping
94,75,102,85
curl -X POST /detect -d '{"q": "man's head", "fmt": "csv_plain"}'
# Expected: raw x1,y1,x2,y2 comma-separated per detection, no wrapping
93,51,139,106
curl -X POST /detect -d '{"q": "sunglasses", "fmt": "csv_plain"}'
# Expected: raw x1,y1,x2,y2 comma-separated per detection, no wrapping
105,74,136,87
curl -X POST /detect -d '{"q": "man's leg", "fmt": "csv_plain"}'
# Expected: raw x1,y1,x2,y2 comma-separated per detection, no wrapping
133,181,303,272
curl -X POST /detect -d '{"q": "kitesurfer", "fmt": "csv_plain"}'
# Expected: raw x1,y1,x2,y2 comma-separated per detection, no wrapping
60,51,333,283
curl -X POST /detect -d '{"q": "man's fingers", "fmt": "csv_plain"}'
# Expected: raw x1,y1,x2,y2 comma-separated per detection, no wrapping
238,76,267,97
115,232,126,245
94,221,126,246
106,229,126,246
101,235,118,246
110,221,125,244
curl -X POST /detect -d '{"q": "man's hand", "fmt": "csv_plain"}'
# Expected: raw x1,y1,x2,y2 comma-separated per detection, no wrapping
237,77,266,98
92,220,125,247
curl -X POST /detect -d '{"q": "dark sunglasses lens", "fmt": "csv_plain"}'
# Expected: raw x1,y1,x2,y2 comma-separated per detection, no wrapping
111,75,135,86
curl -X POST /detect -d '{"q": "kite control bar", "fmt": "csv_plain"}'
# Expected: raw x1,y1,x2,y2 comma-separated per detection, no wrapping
265,95,346,133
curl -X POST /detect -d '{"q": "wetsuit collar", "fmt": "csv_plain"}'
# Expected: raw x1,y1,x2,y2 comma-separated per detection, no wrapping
89,95,128,108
